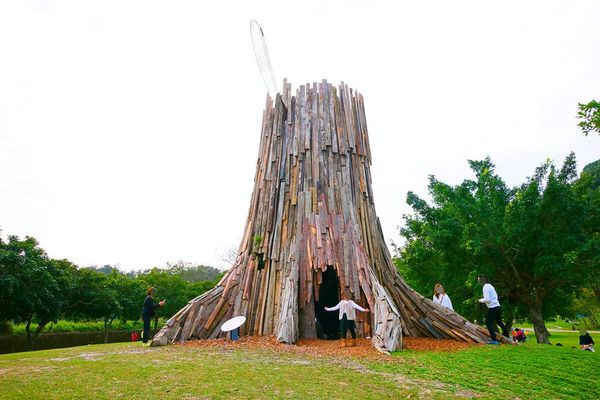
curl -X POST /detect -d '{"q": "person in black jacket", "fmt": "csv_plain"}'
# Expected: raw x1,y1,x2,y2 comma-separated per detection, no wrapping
142,287,165,344
579,329,595,352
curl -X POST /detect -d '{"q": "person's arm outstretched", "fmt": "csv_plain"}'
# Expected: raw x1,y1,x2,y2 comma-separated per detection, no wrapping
324,301,342,311
350,301,369,313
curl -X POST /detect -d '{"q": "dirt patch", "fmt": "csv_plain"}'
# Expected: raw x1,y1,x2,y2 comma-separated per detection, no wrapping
179,335,479,362
402,337,479,352
79,352,104,361
177,335,483,397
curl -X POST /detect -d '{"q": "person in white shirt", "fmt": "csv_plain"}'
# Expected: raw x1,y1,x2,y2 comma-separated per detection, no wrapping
324,291,370,348
477,274,509,344
432,283,453,310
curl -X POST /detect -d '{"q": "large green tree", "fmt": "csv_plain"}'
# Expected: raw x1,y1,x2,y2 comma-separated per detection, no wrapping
397,154,593,343
0,236,77,349
65,268,145,342
571,159,600,324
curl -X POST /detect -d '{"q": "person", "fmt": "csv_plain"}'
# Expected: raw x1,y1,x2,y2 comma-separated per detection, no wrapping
579,329,595,352
432,283,453,310
324,291,369,348
512,328,527,343
477,274,509,344
141,287,165,345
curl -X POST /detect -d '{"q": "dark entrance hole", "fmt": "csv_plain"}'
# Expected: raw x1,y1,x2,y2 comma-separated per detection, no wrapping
315,266,340,340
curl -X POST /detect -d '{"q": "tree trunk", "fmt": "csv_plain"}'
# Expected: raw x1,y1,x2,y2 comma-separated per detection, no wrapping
103,318,113,344
503,306,514,334
25,318,46,351
25,318,33,351
529,303,550,344
151,81,493,353
104,320,108,344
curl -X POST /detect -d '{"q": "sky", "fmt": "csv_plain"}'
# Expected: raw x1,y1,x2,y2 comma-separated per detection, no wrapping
1,1,599,271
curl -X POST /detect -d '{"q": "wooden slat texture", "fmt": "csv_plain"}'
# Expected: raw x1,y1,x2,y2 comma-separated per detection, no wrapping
151,81,492,352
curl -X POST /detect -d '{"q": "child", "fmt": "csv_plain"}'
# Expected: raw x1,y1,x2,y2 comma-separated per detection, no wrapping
512,328,527,343
324,291,369,347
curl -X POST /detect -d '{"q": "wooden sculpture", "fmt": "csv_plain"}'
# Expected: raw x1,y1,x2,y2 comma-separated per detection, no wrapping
151,80,491,353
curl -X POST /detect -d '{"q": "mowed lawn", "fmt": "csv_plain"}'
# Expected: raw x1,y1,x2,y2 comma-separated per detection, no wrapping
0,333,597,400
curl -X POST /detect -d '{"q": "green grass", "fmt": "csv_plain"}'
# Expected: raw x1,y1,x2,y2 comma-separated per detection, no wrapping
376,331,598,400
515,318,599,331
0,333,598,400
374,343,598,400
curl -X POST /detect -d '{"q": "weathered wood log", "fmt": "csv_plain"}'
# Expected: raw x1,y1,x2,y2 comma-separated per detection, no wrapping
151,81,492,352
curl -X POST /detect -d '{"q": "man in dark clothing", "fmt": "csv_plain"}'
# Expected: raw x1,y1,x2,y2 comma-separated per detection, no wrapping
579,329,595,352
142,287,165,344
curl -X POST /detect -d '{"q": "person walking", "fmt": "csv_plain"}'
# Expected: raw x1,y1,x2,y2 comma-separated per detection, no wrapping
432,283,453,310
141,287,165,345
477,274,508,344
324,291,369,348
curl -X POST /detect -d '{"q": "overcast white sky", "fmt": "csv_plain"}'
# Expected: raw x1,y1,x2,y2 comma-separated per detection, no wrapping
1,1,598,271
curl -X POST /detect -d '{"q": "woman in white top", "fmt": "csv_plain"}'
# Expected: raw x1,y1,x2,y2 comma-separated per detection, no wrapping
324,291,369,348
432,283,453,310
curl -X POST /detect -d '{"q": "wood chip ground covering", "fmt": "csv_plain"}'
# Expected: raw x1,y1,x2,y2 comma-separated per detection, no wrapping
179,336,479,362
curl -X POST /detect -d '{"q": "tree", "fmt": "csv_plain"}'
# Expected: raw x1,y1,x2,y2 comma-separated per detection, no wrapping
571,158,600,323
499,153,587,342
577,100,600,136
397,154,592,343
65,268,145,342
165,262,223,283
64,268,120,342
0,236,76,349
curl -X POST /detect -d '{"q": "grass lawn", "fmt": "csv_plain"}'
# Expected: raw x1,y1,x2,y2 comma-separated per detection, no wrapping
514,319,578,331
0,333,597,400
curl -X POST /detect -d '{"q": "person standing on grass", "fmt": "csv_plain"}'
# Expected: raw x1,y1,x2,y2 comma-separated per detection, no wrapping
141,287,165,345
477,274,509,344
432,283,453,310
324,291,369,348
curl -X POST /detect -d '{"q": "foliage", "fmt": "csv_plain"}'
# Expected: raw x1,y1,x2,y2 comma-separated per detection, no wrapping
136,267,219,329
252,234,263,251
0,236,77,349
10,319,158,335
0,232,220,346
577,99,600,136
396,154,596,343
164,262,223,283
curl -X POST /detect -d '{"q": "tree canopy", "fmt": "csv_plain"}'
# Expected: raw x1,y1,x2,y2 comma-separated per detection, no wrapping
0,236,77,348
0,234,221,349
396,154,599,343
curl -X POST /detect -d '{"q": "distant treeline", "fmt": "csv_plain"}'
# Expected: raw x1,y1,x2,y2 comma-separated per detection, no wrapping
0,236,223,350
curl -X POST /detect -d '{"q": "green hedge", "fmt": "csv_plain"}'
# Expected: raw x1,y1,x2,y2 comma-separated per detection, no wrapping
10,319,166,335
